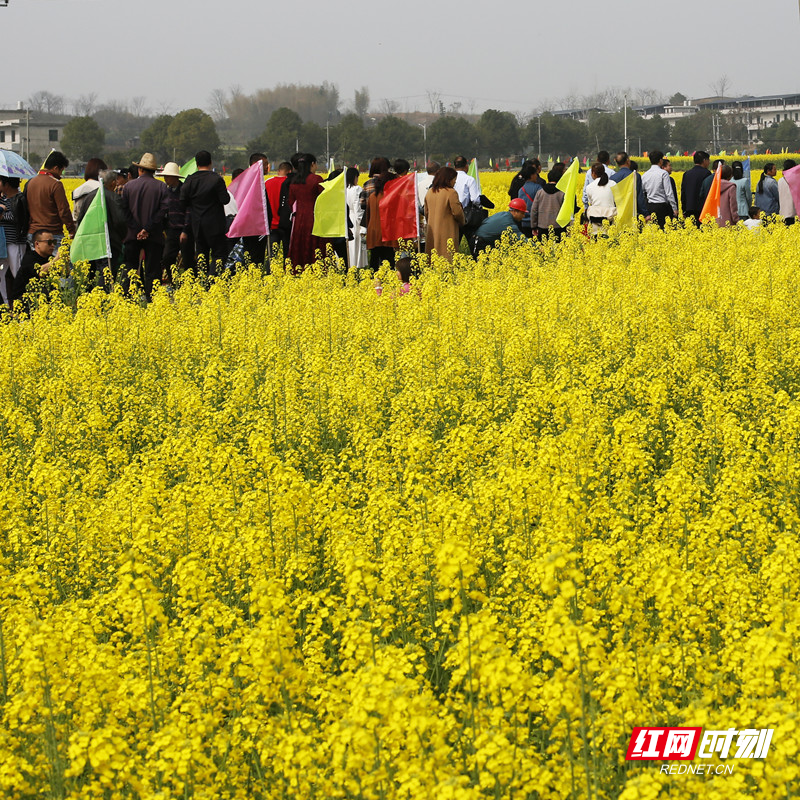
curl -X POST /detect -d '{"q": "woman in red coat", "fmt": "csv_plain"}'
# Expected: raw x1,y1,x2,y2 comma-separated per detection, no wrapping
287,154,323,270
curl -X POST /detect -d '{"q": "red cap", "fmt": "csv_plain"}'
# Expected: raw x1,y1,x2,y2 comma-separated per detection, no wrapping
508,198,526,212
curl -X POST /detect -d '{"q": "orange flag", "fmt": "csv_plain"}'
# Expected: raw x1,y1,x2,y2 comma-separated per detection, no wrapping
700,164,722,223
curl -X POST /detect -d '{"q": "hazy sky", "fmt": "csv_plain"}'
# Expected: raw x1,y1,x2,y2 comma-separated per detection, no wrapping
3,0,800,115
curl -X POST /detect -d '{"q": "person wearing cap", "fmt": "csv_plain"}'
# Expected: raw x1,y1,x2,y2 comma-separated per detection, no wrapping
472,199,526,255
156,161,187,283
119,152,170,298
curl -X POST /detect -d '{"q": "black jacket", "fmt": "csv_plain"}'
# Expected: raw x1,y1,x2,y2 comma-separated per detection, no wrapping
180,171,229,238
681,164,712,216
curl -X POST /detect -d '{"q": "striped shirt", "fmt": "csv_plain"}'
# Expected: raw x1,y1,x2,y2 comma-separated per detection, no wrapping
0,193,22,244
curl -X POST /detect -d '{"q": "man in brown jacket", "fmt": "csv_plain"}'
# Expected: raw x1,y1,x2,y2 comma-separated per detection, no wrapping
25,151,75,253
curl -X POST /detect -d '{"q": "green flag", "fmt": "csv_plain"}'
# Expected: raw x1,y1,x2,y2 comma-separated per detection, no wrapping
70,186,110,263
610,170,637,228
467,157,481,195
180,158,197,178
555,157,580,228
312,169,346,238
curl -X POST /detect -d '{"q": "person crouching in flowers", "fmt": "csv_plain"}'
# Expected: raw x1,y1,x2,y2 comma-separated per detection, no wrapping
376,256,414,297
424,166,465,263
6,230,54,310
585,162,617,234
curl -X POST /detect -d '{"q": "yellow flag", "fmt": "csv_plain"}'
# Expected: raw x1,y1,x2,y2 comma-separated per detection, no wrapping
555,157,580,228
610,170,637,228
312,169,346,237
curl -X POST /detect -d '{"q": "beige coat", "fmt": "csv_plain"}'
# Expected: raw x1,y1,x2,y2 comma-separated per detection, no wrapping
424,187,465,262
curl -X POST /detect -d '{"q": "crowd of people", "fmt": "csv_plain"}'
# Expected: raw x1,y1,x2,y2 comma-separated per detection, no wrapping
1,146,798,308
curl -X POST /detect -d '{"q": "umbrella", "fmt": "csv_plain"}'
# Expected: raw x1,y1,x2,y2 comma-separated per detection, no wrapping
0,150,37,180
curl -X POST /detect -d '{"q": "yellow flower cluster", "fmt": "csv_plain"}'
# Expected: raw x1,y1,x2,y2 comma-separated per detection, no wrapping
2,221,800,799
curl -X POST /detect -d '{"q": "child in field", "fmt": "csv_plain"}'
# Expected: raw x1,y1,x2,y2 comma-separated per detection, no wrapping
375,256,413,297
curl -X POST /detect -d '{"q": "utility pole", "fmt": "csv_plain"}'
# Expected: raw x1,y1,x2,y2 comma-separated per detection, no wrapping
537,116,542,160
418,122,427,167
624,94,628,154
325,114,330,170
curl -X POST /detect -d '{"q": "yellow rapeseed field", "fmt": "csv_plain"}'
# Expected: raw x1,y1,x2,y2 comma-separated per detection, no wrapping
3,213,800,799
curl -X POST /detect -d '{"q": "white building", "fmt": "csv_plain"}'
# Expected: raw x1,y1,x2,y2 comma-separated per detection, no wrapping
0,107,67,161
633,93,800,143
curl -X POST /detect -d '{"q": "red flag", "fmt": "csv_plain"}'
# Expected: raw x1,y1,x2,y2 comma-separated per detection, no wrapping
379,173,418,242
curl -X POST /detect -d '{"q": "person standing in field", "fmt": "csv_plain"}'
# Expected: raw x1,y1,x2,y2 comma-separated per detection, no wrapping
716,164,740,227
642,150,677,228
585,162,617,234
731,161,752,221
72,158,108,222
156,162,186,280
611,152,649,219
681,151,711,223
582,151,615,207
287,153,324,270
180,150,230,274
0,176,29,307
530,165,569,241
778,159,797,225
25,150,76,253
363,158,396,270
515,163,543,237
119,152,170,298
345,166,366,269
266,161,293,257
754,163,779,216
424,166,465,262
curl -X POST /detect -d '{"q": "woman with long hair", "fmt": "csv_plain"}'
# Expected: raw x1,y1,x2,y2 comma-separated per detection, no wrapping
754,163,779,216
731,161,752,219
287,153,324,269
424,166,465,262
585,162,617,234
363,157,396,270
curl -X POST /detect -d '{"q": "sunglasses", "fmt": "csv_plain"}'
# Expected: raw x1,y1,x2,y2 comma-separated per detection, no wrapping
38,239,57,246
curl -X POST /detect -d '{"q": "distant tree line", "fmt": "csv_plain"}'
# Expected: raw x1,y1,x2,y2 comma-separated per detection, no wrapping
31,83,800,169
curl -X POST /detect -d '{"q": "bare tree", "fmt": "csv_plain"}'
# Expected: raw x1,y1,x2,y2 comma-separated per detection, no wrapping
130,96,149,117
380,98,399,115
710,74,731,98
426,89,441,115
28,90,64,115
208,88,229,122
156,99,174,115
73,92,98,116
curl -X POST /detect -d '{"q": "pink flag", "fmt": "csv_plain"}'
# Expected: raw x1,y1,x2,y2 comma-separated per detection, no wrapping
227,161,269,238
783,164,800,215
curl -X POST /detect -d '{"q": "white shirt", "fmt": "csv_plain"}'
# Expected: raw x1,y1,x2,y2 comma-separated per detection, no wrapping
582,164,615,206
585,179,617,219
417,172,433,211
642,165,678,214
454,170,479,208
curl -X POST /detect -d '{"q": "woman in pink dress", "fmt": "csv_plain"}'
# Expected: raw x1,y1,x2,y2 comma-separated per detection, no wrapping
287,154,324,270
